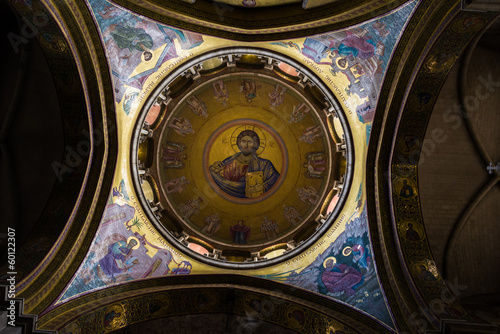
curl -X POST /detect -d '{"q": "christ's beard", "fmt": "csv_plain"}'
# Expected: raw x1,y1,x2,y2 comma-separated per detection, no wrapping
241,149,254,156
239,147,254,155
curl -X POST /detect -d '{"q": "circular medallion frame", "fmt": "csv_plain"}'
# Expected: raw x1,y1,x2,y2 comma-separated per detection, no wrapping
203,118,288,204
131,48,354,268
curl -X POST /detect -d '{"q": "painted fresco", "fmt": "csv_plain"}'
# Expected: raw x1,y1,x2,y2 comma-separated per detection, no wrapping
56,0,418,329
259,3,417,327
61,180,192,300
88,0,204,105
158,75,332,248
259,205,392,325
58,288,369,334
271,1,416,129
209,128,281,199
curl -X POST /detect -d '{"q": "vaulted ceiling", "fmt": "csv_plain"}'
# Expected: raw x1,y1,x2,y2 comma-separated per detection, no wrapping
1,0,499,333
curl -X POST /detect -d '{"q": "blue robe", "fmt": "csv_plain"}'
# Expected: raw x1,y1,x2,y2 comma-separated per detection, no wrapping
210,152,279,198
99,241,130,279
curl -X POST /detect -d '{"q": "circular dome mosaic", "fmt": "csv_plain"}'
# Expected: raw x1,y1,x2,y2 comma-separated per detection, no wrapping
133,50,351,265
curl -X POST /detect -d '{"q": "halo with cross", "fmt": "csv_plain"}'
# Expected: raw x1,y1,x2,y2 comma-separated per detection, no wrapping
230,124,267,155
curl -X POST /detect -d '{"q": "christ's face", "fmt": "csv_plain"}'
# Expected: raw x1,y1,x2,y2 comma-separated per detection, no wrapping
238,136,256,155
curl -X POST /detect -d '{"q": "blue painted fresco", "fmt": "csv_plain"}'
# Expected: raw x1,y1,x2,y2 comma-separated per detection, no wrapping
60,180,192,302
258,206,394,328
272,0,417,125
57,3,418,328
88,0,204,104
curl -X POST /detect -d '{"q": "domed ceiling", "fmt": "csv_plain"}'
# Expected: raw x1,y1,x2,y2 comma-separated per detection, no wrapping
135,52,348,262
108,0,411,40
47,0,419,329
5,0,498,333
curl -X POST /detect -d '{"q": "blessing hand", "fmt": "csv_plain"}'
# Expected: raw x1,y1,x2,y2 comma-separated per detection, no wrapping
211,161,224,173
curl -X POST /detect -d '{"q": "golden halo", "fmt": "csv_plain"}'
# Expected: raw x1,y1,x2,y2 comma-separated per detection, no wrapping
127,236,140,250
230,124,267,155
141,50,155,62
430,299,445,313
104,304,125,330
323,256,337,268
63,322,80,334
328,325,339,333
342,246,352,256
335,57,348,70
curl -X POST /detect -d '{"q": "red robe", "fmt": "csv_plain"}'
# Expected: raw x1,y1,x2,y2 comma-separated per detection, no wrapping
322,263,363,296
221,159,249,182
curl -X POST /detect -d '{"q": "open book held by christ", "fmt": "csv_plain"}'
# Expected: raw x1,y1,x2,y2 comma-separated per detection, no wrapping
246,171,264,198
